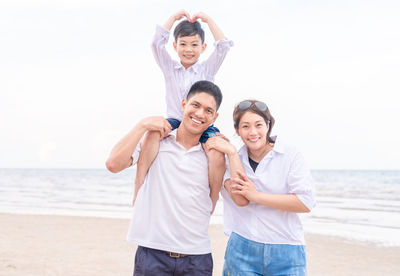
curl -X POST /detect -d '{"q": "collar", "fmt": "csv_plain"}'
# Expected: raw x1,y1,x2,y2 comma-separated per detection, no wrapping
173,61,200,74
167,129,204,152
238,135,286,159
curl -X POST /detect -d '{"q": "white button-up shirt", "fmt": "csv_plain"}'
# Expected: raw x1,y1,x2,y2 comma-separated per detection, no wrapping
127,130,213,254
152,25,233,120
221,136,316,245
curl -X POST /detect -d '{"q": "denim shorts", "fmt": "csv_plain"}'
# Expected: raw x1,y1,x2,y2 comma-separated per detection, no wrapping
223,232,307,276
166,118,220,144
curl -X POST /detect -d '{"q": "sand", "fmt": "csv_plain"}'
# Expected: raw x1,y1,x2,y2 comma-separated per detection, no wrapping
0,213,399,276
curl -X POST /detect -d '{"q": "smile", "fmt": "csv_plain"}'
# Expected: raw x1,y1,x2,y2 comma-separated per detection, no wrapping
191,117,204,125
248,137,260,142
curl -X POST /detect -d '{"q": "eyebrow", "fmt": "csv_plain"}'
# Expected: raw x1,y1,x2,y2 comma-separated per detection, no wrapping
240,120,264,125
192,101,215,113
178,38,201,43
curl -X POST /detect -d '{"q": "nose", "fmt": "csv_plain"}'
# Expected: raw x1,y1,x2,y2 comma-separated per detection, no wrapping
249,126,257,135
194,108,205,118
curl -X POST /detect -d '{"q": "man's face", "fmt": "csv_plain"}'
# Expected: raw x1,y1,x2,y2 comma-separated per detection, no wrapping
173,35,206,69
181,92,218,136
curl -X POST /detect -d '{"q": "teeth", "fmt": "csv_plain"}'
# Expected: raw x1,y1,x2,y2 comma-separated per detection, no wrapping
192,118,202,124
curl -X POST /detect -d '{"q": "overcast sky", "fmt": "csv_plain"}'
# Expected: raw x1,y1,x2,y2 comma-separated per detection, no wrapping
1,0,399,169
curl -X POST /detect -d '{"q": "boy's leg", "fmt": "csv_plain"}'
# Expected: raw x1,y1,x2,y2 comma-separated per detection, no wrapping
133,131,161,205
133,118,180,205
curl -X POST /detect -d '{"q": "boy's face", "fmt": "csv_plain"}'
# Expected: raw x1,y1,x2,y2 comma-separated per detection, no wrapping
173,35,206,69
180,92,218,136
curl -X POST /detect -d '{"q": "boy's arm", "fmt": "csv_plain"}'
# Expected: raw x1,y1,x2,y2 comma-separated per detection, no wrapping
163,10,190,31
192,12,233,76
192,12,226,41
152,10,190,73
105,117,171,173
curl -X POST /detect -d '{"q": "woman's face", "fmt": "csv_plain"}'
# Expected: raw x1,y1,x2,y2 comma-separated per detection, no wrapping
236,111,269,152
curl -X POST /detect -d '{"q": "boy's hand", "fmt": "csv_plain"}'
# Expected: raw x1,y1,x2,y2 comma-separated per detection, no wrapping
192,12,226,41
191,12,210,23
164,10,191,30
172,10,191,22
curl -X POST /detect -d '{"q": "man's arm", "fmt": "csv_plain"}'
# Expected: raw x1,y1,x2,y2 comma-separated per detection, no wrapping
206,137,249,206
192,12,226,41
105,116,171,173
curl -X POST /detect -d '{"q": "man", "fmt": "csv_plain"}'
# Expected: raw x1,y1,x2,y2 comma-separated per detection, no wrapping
106,80,222,276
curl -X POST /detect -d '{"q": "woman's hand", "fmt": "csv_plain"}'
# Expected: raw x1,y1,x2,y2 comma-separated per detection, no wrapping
230,171,260,202
205,136,236,156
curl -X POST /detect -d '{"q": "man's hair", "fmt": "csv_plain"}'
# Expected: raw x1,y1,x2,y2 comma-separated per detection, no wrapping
174,20,205,43
187,81,222,110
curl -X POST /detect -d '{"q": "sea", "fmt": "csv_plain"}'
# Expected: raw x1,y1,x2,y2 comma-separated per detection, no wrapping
1,168,399,247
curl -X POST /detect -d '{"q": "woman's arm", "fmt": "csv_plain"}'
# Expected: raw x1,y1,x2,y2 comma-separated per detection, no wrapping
231,171,311,213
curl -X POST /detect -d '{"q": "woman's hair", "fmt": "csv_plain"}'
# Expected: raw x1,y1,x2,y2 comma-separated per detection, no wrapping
233,99,275,143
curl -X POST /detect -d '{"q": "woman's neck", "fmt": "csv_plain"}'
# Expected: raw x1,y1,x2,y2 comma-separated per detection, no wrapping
248,142,274,163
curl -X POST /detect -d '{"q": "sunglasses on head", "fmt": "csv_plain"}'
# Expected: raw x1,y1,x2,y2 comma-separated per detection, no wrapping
237,100,268,112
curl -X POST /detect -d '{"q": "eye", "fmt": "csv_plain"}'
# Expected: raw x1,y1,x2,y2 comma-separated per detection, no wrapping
192,103,199,108
180,43,186,46
192,44,199,47
256,123,263,127
207,109,213,114
242,125,248,129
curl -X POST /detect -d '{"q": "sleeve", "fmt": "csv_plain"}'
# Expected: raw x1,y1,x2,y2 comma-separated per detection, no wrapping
287,151,316,211
151,25,174,74
222,155,232,190
203,39,234,77
131,142,142,166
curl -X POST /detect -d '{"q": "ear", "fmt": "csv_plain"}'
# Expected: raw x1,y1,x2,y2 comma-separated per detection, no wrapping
235,128,240,136
181,98,187,112
173,41,177,52
201,43,207,53
211,112,219,124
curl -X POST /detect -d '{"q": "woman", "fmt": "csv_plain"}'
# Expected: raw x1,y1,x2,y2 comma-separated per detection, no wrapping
207,100,315,276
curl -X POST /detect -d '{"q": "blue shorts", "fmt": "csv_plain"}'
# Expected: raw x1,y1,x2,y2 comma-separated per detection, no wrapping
223,232,307,276
134,246,213,276
167,118,220,144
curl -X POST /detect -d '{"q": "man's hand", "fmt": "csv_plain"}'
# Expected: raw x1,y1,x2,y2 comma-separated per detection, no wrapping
140,116,172,138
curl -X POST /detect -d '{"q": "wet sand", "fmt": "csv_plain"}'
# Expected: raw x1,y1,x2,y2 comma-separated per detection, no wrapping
0,213,399,276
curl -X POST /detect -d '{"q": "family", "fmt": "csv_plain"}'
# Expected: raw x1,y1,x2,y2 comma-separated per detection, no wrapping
106,10,315,276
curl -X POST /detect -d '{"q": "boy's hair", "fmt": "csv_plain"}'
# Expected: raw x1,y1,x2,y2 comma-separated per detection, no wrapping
173,20,205,43
187,81,222,110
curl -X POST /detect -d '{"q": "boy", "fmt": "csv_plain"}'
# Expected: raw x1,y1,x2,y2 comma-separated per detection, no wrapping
134,10,233,213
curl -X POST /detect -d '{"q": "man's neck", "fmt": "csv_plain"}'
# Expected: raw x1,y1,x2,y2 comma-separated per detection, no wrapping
176,126,201,150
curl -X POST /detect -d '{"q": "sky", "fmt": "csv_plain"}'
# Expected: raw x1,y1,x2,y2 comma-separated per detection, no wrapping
1,0,399,170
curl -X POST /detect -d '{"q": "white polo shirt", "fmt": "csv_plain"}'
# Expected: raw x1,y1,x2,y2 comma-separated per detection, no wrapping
127,130,213,254
221,136,316,245
152,25,233,120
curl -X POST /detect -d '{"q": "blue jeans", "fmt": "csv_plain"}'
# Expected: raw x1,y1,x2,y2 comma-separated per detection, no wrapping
166,118,219,144
223,232,307,276
134,246,213,276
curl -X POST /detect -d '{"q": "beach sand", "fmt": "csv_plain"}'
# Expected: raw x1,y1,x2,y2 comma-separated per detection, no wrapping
1,213,399,276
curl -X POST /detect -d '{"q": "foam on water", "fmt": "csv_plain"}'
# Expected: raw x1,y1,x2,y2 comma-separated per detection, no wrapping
1,169,399,246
